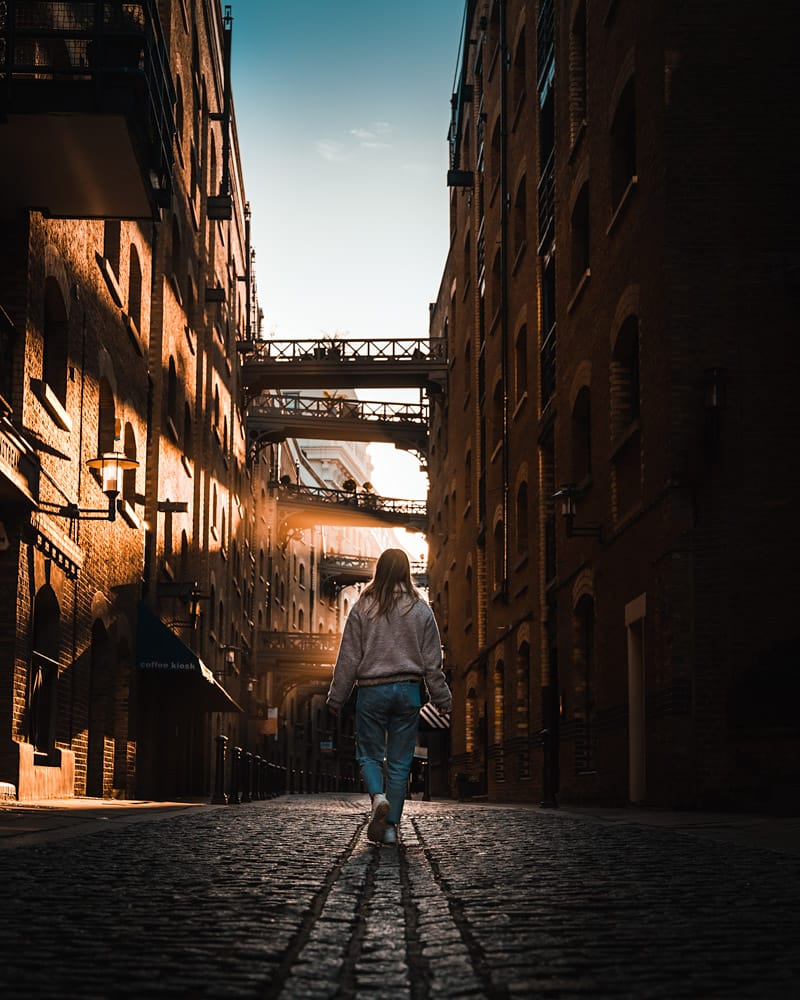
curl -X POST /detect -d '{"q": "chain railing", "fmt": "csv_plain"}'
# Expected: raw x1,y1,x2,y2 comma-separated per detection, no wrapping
258,631,339,661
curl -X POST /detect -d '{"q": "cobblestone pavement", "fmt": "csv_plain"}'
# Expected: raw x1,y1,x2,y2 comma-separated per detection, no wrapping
1,794,798,999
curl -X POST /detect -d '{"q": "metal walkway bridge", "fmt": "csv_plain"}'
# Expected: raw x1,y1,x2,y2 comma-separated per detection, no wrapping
273,482,428,536
239,337,447,395
247,393,428,458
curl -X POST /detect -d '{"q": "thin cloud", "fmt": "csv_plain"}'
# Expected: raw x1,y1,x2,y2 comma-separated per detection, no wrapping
349,121,393,147
315,139,350,162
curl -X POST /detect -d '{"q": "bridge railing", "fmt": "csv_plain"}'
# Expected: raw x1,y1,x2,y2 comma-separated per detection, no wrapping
249,393,427,424
272,481,428,520
240,337,447,365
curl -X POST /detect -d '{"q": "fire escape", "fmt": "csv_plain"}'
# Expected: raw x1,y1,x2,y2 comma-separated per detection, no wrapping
0,0,175,219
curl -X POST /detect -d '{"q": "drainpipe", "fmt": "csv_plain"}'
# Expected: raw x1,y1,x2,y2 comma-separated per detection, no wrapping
499,0,510,594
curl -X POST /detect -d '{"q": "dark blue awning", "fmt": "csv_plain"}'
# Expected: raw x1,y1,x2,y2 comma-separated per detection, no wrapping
136,603,242,713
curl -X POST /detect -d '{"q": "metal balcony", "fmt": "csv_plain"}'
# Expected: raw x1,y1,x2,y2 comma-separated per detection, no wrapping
0,0,175,219
0,405,38,505
247,393,429,459
272,481,428,536
239,337,448,396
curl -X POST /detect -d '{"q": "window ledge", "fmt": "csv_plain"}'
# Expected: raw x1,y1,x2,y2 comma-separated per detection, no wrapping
567,268,591,314
607,176,639,237
181,454,193,478
96,253,123,308
462,500,472,519
461,277,472,303
166,417,180,444
490,439,503,464
514,553,529,573
30,378,72,432
184,324,196,355
169,274,183,306
568,120,588,164
124,313,145,356
512,391,528,423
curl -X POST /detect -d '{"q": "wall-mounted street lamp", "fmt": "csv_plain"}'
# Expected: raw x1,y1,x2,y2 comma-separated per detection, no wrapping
553,483,602,540
40,452,138,523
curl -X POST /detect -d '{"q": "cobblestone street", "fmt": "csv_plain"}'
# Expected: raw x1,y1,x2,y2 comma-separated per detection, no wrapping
1,794,799,999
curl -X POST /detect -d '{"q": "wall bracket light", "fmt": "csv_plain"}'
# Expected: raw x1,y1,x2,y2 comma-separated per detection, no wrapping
553,483,603,540
39,452,138,523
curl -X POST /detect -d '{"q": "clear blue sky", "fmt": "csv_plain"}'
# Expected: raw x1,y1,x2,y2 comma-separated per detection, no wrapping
230,1,464,506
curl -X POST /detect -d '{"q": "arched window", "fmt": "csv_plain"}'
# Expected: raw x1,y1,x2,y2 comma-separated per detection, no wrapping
170,217,181,287
103,221,121,274
299,564,305,587
298,608,304,631
493,661,505,748
465,563,473,623
123,423,137,502
183,401,193,457
166,357,178,429
515,642,530,736
465,449,472,504
97,376,116,455
514,177,527,259
493,519,505,592
213,385,220,430
175,76,184,149
611,316,640,438
512,30,526,111
569,2,587,144
465,682,478,753
571,385,592,483
515,325,528,402
571,183,590,288
516,482,529,556
492,378,503,448
29,585,60,751
128,245,142,333
43,278,68,406
611,78,637,210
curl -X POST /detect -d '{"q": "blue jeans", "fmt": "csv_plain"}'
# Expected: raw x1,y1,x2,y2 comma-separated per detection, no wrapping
355,681,421,825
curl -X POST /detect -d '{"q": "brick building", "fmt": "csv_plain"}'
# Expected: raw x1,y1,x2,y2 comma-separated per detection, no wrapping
428,0,800,809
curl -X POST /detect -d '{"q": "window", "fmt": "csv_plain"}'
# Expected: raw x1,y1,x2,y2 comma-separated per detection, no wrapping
299,564,305,587
516,482,529,556
610,78,637,209
175,77,184,150
42,278,68,406
170,217,181,288
514,177,527,260
512,30,526,113
29,586,60,752
570,183,590,288
166,357,178,431
493,661,505,747
97,377,116,455
465,450,472,504
515,325,528,402
183,401,193,457
571,385,592,483
128,245,142,333
103,221,121,275
611,316,640,438
492,378,504,450
493,519,505,592
122,423,137,502
569,2,587,144
515,642,531,736
465,563,473,622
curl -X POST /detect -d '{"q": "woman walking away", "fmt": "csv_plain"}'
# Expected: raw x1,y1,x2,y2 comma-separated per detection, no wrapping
327,549,452,845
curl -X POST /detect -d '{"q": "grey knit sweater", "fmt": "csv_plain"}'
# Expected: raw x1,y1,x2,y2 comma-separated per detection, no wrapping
326,592,452,712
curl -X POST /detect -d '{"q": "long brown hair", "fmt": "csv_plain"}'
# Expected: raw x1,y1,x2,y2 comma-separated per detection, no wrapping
362,548,420,617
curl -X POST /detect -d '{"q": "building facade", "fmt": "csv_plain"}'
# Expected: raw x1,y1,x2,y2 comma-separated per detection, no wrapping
428,0,800,810
0,0,431,802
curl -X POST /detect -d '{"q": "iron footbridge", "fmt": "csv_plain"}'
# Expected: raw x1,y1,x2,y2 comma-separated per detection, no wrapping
272,481,428,536
239,337,447,395
247,393,428,460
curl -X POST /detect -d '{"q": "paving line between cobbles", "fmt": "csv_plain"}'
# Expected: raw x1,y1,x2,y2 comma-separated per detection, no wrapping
260,817,368,999
408,817,495,999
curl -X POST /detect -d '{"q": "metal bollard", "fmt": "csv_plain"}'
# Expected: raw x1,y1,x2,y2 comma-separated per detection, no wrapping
229,746,242,804
254,755,263,799
211,734,228,804
241,751,253,803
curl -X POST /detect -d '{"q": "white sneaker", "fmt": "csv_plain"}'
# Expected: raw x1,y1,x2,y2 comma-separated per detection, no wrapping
383,823,398,846
367,793,390,843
